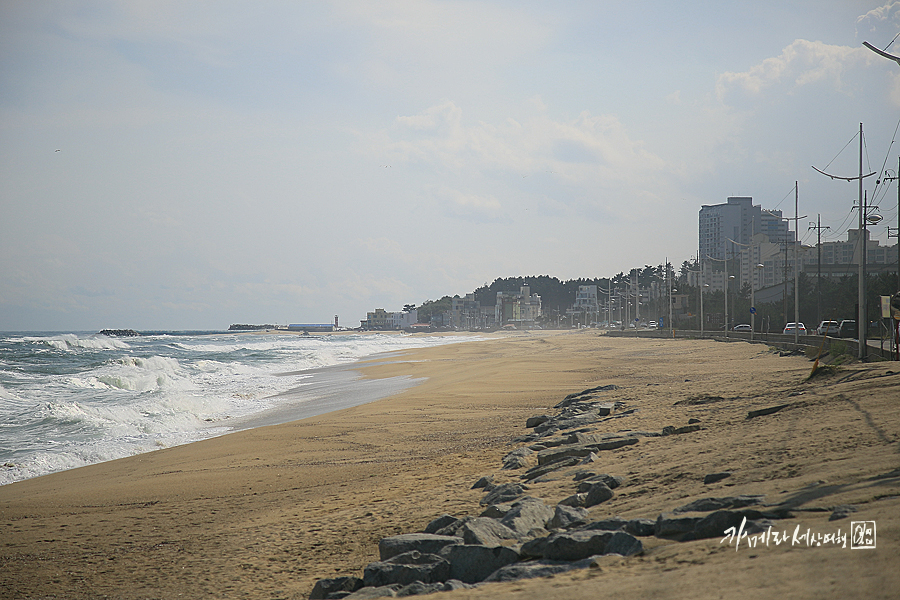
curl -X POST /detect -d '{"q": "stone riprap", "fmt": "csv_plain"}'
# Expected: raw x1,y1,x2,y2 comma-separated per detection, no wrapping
310,385,792,599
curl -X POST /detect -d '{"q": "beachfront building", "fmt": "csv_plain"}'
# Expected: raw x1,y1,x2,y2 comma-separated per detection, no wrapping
450,294,483,330
569,285,600,326
699,196,794,292
495,285,542,329
360,308,418,330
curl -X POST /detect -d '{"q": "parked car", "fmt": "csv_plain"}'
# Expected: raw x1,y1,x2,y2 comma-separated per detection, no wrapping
783,322,807,335
648,321,658,329
816,320,839,336
733,324,751,332
837,320,857,339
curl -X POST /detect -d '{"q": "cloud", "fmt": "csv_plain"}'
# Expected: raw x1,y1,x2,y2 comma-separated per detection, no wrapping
715,40,874,104
856,2,900,39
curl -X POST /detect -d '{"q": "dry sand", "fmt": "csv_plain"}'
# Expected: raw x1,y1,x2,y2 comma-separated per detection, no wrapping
1,330,898,599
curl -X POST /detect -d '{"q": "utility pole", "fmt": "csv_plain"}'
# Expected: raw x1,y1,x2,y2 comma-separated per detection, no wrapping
809,215,831,326
794,183,800,344
812,123,876,360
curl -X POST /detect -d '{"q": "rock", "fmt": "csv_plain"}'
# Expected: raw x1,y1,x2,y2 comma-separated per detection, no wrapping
673,495,765,514
345,584,402,599
555,385,619,409
654,514,703,540
580,516,627,531
471,476,494,490
583,482,614,508
483,556,602,582
747,404,790,419
456,517,520,546
625,518,656,537
829,505,858,521
688,510,776,540
502,455,530,470
480,483,527,505
480,502,514,519
501,447,534,470
536,438,638,466
309,576,364,599
688,418,701,424
573,470,599,481
542,530,643,561
439,544,520,584
661,424,701,435
393,581,443,597
576,474,624,492
580,452,601,464
423,515,460,535
521,457,580,481
362,551,451,588
499,498,554,536
703,472,732,485
378,534,463,561
548,504,590,530
526,415,551,428
558,493,587,508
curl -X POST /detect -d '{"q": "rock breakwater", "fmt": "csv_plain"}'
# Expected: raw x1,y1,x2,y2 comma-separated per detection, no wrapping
310,384,792,599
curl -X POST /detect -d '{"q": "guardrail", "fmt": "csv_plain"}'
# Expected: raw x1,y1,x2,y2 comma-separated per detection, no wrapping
605,328,896,360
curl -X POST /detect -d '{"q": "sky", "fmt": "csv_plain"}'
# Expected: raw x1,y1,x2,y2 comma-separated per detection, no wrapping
2,1,900,331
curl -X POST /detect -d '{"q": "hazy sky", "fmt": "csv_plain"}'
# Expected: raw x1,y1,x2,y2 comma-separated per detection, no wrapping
2,1,900,331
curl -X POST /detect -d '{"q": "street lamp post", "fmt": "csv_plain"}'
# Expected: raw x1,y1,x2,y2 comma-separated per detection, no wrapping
705,254,728,336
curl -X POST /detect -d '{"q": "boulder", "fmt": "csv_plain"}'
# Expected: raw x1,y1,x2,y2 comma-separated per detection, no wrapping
345,584,402,599
580,516,627,531
661,424,702,435
583,482,614,508
378,534,463,561
576,474,624,492
829,505,857,521
555,385,619,409
541,530,643,561
480,502,514,519
480,483,527,506
309,576,364,599
471,476,494,490
502,456,529,470
526,415,551,428
439,544,520,584
703,472,732,485
558,493,588,508
547,504,590,530
456,517,520,546
501,448,533,470
362,551,451,588
499,498,554,536
483,556,602,582
423,515,459,535
625,518,657,537
654,514,702,540
688,509,776,541
521,457,580,481
537,439,638,466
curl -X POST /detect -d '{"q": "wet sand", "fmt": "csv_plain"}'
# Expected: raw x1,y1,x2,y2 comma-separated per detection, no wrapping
1,330,897,599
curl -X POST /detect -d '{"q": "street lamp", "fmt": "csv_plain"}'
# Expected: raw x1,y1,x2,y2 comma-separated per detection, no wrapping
705,254,728,336
702,284,710,335
751,263,764,341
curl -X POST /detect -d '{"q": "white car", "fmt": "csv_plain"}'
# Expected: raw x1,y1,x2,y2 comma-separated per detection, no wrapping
783,322,807,335
816,321,839,336
648,321,658,329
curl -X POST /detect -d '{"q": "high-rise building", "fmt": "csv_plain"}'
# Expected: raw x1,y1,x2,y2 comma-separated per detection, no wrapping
699,197,792,262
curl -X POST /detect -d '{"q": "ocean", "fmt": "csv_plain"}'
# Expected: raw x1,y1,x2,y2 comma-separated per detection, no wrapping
0,331,470,486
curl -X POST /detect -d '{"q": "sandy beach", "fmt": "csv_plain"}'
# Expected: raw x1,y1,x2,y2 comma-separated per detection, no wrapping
1,330,898,599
